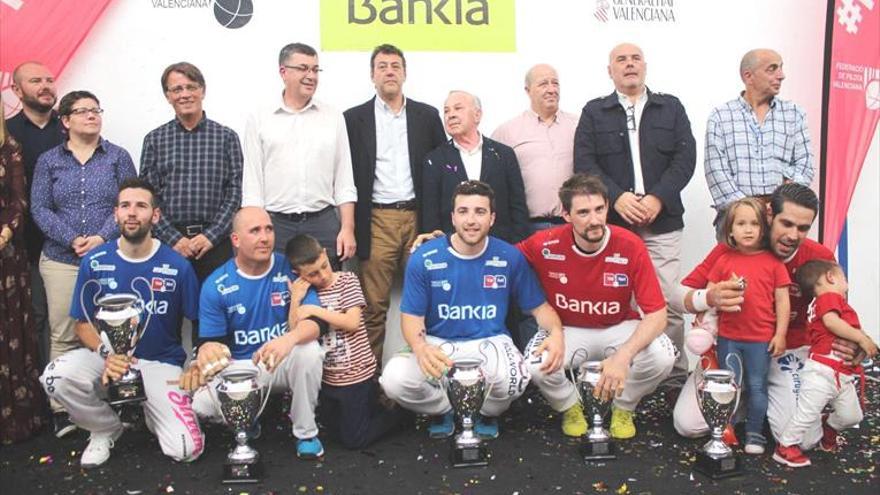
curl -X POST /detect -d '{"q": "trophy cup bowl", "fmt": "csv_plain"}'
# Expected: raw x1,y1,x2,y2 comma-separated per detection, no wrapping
214,365,271,484
445,357,489,468
694,367,743,479
93,294,148,406
575,361,616,461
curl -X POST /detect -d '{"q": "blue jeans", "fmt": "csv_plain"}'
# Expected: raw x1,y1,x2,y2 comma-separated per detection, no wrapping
717,337,770,444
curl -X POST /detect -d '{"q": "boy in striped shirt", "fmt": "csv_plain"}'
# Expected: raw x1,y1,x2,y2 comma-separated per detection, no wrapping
286,234,402,449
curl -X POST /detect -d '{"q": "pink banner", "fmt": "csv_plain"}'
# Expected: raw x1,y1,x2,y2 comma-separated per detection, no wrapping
1,0,114,117
824,0,880,251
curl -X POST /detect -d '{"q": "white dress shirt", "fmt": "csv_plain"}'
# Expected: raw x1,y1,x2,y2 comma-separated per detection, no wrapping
453,134,483,180
617,89,648,195
372,96,414,203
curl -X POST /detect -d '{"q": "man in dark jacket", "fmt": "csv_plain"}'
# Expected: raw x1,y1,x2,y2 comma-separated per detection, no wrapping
344,44,446,366
574,42,696,390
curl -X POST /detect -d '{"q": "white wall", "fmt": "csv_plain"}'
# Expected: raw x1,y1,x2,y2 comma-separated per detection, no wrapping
52,0,877,340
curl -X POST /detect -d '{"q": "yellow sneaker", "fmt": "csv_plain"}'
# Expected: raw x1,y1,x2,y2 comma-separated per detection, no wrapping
610,406,636,439
561,403,588,437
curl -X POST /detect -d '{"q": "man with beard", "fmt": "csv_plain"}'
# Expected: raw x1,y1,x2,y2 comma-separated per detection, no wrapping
381,180,563,440
6,62,66,432
521,173,675,439
40,178,203,468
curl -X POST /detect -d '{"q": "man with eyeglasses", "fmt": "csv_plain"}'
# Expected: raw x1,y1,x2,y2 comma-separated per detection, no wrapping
704,49,813,236
342,44,446,366
242,42,356,271
139,62,243,282
573,42,696,394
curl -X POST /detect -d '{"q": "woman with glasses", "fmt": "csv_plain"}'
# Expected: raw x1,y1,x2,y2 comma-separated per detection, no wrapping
0,95,45,443
30,91,136,431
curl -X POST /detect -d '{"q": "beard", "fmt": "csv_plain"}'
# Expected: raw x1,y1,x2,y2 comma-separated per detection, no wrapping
21,91,56,114
120,222,150,243
575,224,605,244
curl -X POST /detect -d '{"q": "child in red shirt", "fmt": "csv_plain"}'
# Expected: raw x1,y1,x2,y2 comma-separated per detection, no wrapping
773,260,878,467
698,198,791,454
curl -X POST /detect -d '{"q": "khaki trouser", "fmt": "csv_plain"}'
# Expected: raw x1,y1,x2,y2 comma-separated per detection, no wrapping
359,208,417,367
39,255,80,412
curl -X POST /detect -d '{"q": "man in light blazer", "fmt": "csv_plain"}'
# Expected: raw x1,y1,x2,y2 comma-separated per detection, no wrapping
422,90,530,244
344,44,446,366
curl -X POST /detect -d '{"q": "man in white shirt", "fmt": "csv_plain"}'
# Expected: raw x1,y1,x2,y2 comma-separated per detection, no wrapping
242,42,357,270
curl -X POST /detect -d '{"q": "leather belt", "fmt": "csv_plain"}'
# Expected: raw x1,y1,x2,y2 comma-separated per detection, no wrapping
372,200,417,211
268,206,332,223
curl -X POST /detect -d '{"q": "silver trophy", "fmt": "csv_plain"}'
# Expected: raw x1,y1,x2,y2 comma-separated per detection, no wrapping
573,360,616,460
444,357,490,467
81,281,152,406
693,355,743,479
212,365,271,484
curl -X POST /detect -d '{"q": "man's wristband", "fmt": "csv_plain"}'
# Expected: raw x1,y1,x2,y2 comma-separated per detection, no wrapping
692,289,711,312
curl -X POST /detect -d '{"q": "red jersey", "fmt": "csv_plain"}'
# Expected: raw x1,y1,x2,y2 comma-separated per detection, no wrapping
517,224,665,328
705,250,790,343
682,239,834,348
807,292,861,374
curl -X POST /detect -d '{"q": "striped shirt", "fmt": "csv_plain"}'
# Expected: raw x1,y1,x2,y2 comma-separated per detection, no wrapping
139,114,243,246
316,271,376,386
704,96,813,208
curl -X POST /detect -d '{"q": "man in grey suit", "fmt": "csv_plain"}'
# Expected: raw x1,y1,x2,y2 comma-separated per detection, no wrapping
344,44,446,366
422,90,530,244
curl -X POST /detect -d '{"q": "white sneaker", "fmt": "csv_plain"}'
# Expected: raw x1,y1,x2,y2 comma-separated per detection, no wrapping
81,426,124,468
744,442,765,455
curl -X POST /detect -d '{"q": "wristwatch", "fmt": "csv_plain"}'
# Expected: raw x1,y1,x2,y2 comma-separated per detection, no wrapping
97,343,111,360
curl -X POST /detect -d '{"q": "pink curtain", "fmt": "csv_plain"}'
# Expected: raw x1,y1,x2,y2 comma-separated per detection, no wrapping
823,0,880,251
1,0,114,117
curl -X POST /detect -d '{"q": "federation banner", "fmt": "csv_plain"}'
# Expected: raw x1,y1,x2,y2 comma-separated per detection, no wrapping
823,0,880,251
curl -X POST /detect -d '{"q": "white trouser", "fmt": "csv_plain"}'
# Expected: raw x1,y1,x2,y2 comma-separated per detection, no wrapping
672,346,823,450
192,341,324,439
379,334,529,417
778,359,863,447
525,320,676,412
40,348,204,462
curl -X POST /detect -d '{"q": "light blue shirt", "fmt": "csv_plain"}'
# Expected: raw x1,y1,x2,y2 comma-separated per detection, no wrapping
372,96,413,203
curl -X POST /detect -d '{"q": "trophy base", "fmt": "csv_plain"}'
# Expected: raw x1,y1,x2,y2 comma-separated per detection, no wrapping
581,440,617,461
108,381,146,407
694,451,743,479
222,460,263,484
450,444,489,468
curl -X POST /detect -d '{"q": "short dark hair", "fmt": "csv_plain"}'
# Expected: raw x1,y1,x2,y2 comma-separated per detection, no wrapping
558,173,608,212
452,180,495,213
279,42,317,66
370,44,406,73
58,90,100,117
721,197,769,249
796,259,840,300
770,182,819,220
161,62,206,92
285,234,324,269
118,177,158,207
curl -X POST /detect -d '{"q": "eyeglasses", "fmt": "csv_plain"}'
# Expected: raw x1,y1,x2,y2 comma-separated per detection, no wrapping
68,107,104,116
167,83,202,95
283,64,322,75
625,105,637,132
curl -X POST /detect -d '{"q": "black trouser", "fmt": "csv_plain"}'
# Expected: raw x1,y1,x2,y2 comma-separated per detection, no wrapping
318,379,402,449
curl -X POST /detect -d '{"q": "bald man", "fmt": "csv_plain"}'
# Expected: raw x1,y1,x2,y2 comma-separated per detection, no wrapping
422,90,530,244
492,64,578,233
573,43,696,393
704,48,814,231
184,207,329,459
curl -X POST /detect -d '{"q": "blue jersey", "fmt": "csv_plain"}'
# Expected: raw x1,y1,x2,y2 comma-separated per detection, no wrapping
199,253,321,360
71,239,199,367
401,236,546,340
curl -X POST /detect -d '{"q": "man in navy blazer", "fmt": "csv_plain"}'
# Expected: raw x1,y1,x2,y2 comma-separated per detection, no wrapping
344,44,446,365
422,90,530,244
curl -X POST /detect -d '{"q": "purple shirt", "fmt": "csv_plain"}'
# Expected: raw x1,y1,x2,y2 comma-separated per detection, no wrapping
30,138,136,265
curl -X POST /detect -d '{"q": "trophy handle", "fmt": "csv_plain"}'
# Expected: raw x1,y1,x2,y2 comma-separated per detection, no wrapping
693,354,711,417
566,347,590,399
478,339,502,403
254,363,276,420
79,279,103,335
129,276,155,352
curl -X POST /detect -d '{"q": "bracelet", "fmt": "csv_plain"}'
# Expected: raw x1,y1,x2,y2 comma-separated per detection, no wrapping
692,289,711,312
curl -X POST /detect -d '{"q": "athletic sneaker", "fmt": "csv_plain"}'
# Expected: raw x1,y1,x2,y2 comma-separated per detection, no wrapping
609,406,636,439
744,442,766,454
296,437,324,459
427,411,455,439
561,403,587,437
773,444,811,467
818,414,839,452
81,425,124,468
53,412,77,438
474,415,499,440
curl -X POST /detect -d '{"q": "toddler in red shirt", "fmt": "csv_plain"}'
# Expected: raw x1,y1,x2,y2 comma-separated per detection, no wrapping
773,260,877,467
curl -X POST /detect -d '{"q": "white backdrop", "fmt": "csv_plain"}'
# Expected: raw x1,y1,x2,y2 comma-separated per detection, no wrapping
52,0,877,341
